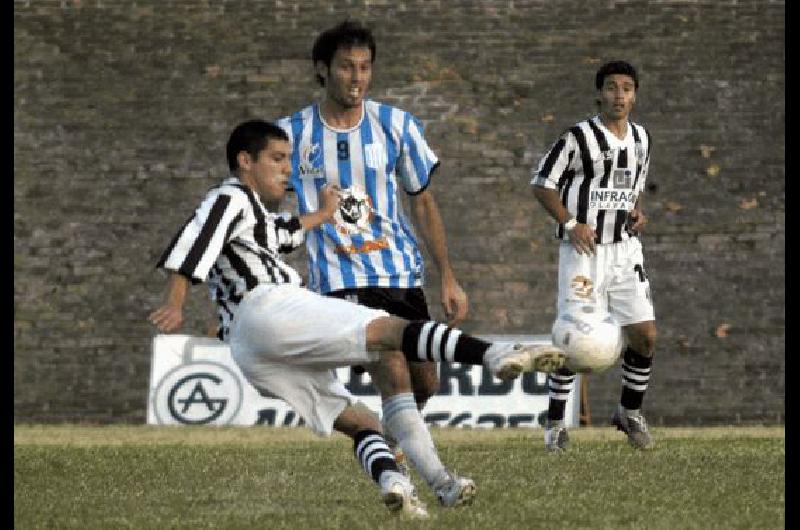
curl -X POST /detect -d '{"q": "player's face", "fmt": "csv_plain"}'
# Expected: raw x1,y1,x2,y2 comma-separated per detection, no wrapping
244,139,292,202
597,74,637,121
322,45,373,109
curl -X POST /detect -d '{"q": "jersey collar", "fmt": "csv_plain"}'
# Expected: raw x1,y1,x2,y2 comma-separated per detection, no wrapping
317,101,366,133
593,114,633,146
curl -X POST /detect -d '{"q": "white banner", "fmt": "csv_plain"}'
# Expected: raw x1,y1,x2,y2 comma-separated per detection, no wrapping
147,334,580,429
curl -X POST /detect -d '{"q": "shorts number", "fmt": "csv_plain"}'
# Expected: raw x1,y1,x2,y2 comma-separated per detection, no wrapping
634,264,648,283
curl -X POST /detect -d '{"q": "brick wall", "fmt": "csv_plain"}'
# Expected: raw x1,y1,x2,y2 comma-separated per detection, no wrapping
14,0,784,425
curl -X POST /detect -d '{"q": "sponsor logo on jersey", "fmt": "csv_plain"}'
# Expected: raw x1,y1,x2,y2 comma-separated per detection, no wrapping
299,143,323,178
589,189,637,210
335,236,390,255
334,186,374,235
364,143,387,169
595,149,616,162
613,169,633,189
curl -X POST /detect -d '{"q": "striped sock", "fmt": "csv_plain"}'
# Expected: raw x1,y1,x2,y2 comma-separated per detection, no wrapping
353,429,399,484
620,347,653,411
547,368,576,423
401,320,489,365
382,393,449,488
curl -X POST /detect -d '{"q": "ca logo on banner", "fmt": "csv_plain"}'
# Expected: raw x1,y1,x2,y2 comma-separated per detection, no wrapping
153,361,243,425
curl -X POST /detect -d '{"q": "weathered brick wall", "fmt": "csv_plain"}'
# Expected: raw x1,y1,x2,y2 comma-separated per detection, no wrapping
15,0,784,425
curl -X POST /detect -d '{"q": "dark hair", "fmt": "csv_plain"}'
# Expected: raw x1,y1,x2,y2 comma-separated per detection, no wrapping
226,120,289,172
311,20,376,87
595,61,639,90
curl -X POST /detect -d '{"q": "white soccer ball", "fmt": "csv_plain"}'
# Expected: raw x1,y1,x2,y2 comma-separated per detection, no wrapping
551,304,623,373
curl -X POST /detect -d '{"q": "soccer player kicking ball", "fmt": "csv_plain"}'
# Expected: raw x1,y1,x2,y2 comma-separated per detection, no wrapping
531,61,658,452
149,120,566,519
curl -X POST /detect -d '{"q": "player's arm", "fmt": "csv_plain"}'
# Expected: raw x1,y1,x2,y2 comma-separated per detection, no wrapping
272,185,340,254
532,186,596,256
628,132,651,234
299,184,340,230
150,189,243,331
531,132,595,255
627,195,648,233
149,272,190,332
410,187,468,325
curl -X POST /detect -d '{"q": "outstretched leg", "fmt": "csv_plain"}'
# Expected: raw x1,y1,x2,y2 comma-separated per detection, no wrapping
333,404,429,519
366,317,566,379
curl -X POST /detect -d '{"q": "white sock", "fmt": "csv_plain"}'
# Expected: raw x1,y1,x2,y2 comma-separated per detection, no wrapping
382,393,449,488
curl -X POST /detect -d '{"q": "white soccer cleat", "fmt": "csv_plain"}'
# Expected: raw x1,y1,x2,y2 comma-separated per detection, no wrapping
379,472,429,519
612,406,654,450
544,420,570,452
435,472,477,508
485,343,567,381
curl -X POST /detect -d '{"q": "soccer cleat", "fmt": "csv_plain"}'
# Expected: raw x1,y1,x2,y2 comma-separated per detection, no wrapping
379,472,429,519
544,421,570,452
434,472,477,508
485,343,567,381
612,406,654,450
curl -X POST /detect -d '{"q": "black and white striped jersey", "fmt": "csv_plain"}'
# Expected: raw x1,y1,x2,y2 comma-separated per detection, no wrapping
157,177,305,341
531,115,651,244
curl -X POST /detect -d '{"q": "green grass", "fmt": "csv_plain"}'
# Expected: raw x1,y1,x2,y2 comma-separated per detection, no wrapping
14,426,784,529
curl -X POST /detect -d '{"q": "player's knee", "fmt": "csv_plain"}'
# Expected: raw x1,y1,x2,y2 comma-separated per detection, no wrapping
366,316,409,352
412,379,439,406
334,403,382,438
410,363,439,405
629,327,657,358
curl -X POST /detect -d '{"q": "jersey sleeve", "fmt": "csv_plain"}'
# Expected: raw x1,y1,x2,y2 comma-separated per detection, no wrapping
530,131,577,190
397,113,439,195
156,190,245,284
276,116,300,185
272,213,306,254
637,128,652,195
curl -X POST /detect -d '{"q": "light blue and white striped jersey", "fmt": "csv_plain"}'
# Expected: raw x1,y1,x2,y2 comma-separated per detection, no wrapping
277,100,439,294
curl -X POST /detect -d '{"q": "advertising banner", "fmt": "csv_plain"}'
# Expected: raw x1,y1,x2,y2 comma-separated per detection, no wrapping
148,334,580,428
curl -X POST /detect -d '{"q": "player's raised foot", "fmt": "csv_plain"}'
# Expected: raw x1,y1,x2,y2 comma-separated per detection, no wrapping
379,472,429,519
612,406,654,450
544,420,570,452
435,472,476,508
485,343,567,381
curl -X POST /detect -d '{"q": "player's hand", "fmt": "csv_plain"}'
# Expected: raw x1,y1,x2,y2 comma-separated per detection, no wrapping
627,209,647,233
148,304,184,333
568,223,597,256
441,276,468,326
318,184,341,221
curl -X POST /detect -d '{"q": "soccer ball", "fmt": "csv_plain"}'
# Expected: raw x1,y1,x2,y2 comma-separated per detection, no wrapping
551,304,623,373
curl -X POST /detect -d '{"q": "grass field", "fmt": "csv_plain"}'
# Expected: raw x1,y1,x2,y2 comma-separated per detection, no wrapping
15,425,784,529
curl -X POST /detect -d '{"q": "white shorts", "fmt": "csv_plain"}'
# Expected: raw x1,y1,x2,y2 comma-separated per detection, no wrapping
228,284,389,436
558,237,655,326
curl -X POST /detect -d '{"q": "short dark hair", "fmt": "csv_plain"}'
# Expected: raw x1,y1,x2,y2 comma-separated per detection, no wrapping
311,20,376,87
226,120,289,172
595,61,639,90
